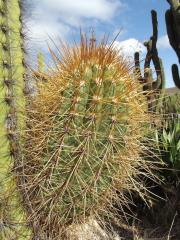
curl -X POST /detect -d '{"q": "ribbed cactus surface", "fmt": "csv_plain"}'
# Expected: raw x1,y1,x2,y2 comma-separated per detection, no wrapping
0,0,28,239
16,35,156,239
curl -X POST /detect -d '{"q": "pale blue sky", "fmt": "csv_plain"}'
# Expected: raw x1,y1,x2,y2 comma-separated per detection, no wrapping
28,0,178,88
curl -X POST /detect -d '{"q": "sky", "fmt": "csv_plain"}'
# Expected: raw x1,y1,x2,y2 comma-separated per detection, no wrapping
26,0,178,88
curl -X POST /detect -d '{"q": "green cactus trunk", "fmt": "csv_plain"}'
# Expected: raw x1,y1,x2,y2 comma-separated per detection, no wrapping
0,0,29,239
165,0,180,88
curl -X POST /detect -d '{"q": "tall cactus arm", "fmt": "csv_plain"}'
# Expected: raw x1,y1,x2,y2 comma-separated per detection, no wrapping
172,64,180,88
134,52,144,83
134,10,166,111
144,10,164,92
166,0,180,62
159,58,166,89
165,0,180,88
165,8,180,63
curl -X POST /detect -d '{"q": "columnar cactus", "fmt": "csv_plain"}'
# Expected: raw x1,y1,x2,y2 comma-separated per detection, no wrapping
172,64,180,89
166,0,180,63
0,0,29,238
165,0,180,89
134,10,165,111
16,34,158,239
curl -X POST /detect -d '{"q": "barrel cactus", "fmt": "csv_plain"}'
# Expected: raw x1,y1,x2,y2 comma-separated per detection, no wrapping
13,34,158,239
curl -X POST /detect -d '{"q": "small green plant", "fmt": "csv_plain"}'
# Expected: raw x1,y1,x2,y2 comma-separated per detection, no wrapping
154,93,180,181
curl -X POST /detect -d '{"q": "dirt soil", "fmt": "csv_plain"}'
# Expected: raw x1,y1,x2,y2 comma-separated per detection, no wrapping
113,184,180,240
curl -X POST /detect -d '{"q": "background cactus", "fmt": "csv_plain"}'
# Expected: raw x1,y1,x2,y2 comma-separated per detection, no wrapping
165,0,180,89
166,0,180,63
37,52,45,73
172,63,180,89
14,34,159,239
0,0,29,238
33,52,47,82
134,10,165,111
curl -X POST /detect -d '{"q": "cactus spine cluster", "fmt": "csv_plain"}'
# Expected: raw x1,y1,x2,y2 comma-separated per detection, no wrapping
0,0,28,238
165,0,180,88
15,35,157,239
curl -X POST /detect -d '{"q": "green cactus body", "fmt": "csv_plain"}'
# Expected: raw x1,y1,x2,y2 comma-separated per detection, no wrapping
166,0,180,62
37,52,45,72
18,36,155,239
0,0,29,239
166,0,180,88
134,10,166,111
46,65,128,201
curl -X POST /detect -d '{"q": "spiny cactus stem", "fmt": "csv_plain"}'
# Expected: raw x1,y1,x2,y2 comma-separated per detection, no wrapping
172,64,180,88
2,0,18,152
165,0,180,89
134,10,165,111
37,52,45,72
159,58,166,89
144,10,164,92
166,0,180,63
134,52,143,81
144,10,157,71
165,10,178,61
18,33,159,239
0,6,30,238
151,10,158,44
